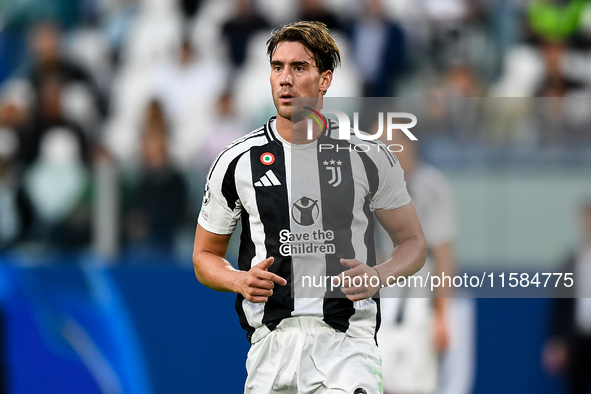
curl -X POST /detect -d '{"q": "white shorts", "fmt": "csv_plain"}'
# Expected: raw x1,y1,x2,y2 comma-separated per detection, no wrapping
245,316,383,394
377,298,438,394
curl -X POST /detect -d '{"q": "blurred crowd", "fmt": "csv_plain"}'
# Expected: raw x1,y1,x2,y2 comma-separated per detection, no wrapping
1,0,591,255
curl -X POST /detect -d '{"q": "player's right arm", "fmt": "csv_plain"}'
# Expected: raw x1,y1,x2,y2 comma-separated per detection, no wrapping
192,225,287,303
195,141,286,302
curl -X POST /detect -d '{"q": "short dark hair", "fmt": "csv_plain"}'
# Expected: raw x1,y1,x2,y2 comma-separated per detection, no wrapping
266,21,341,74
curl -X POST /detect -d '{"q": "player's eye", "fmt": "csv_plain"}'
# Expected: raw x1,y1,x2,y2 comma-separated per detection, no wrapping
273,65,282,71
295,66,304,71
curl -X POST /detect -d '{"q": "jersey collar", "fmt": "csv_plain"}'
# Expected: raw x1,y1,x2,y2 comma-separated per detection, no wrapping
266,115,336,145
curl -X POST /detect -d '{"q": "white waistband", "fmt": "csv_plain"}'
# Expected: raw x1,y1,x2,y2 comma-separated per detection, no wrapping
251,316,333,343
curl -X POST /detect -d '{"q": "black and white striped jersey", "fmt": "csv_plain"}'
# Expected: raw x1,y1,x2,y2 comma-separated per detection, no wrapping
198,116,411,342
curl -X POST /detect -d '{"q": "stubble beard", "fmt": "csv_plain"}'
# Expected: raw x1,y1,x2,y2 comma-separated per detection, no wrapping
277,103,292,121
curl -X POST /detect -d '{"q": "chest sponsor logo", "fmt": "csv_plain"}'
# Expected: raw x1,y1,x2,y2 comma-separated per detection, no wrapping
291,196,319,226
279,229,335,256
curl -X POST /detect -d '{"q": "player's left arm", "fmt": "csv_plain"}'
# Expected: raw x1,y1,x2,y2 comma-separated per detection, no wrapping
339,202,427,301
431,241,454,352
424,173,456,352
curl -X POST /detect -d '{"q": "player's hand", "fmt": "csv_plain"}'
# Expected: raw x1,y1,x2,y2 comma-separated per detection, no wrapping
337,258,381,301
433,313,450,353
239,257,287,303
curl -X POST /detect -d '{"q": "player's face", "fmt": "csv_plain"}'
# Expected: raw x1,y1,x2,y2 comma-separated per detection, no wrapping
270,41,332,121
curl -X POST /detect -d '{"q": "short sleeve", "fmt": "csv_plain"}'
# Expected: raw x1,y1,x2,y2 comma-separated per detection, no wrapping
370,150,411,211
198,157,242,235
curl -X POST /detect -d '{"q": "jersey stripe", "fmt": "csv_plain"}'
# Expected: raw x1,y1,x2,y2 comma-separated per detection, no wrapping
249,142,294,330
237,153,267,333
235,208,257,341
317,135,356,333
221,153,246,210
357,150,380,197
357,149,385,338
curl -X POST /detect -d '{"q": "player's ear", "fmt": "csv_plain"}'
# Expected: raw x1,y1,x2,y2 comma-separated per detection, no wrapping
319,70,332,95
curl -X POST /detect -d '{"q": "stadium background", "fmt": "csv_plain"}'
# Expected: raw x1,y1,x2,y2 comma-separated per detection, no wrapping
0,0,591,392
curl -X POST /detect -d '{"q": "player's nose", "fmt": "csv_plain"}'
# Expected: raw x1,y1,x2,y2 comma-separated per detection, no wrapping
280,68,293,86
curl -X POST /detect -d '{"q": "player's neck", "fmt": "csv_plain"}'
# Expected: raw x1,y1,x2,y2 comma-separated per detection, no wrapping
275,113,324,144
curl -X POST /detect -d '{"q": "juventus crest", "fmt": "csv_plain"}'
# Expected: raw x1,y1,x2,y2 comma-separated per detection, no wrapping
323,159,342,187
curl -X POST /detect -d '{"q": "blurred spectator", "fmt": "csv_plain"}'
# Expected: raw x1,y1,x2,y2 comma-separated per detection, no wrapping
492,0,589,98
527,0,587,43
0,128,32,249
179,0,203,20
122,100,187,252
421,0,470,24
433,62,483,97
427,63,482,144
543,200,591,394
22,127,92,248
23,75,91,167
0,80,33,165
24,21,107,123
531,40,588,146
348,0,406,96
298,0,344,32
17,29,94,249
421,0,492,73
66,19,115,97
221,0,270,71
489,43,545,97
153,37,227,166
535,41,585,97
119,0,183,69
99,0,140,64
196,90,247,171
0,83,35,247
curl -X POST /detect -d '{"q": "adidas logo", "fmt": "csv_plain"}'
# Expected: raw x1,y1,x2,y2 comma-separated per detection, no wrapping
254,170,281,187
